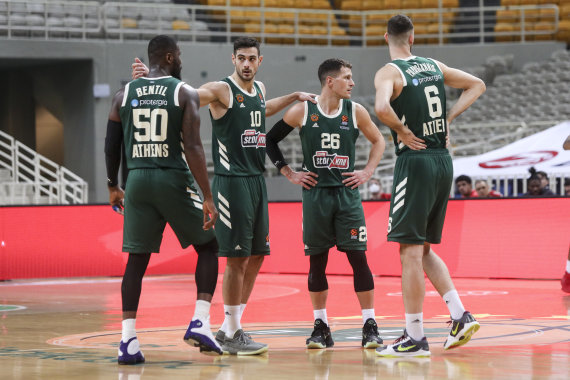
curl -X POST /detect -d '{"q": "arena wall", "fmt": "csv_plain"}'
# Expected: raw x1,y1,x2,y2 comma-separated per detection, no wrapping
1,198,567,281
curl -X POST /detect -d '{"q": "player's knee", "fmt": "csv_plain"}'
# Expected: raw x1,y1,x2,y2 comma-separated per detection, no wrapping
308,251,329,292
346,250,374,292
194,238,219,257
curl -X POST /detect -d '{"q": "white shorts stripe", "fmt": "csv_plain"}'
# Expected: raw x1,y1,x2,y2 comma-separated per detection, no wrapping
393,199,405,213
220,159,230,171
218,203,230,219
193,201,203,210
218,139,227,152
220,214,232,229
394,188,406,203
396,177,408,193
219,147,229,161
218,192,230,208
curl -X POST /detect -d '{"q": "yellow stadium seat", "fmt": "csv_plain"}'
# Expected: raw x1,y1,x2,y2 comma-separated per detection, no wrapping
496,9,520,22
500,0,519,5
523,9,541,23
556,19,570,43
244,22,261,34
230,0,242,5
533,21,554,41
341,0,362,10
278,24,295,44
362,0,383,10
172,20,190,30
560,4,570,18
313,0,332,9
539,8,556,22
207,0,225,5
384,0,401,8
494,22,518,42
427,23,451,43
242,0,261,6
264,23,280,44
441,0,458,7
421,0,438,8
121,18,137,28
279,0,295,7
401,0,418,9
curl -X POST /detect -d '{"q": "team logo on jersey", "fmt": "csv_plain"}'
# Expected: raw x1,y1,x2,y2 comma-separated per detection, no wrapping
350,228,358,240
241,129,266,148
236,93,244,105
310,114,319,122
340,114,349,130
258,92,264,103
131,99,139,107
312,151,349,170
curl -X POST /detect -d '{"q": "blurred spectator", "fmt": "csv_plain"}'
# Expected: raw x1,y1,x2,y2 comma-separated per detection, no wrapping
455,175,477,198
536,170,552,193
474,180,502,198
522,167,554,197
564,178,570,196
368,178,391,200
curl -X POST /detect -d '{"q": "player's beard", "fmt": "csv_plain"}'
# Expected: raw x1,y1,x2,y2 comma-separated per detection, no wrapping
237,68,255,83
172,65,182,80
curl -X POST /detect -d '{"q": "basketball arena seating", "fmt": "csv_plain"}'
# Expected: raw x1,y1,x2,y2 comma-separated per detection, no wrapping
0,0,569,44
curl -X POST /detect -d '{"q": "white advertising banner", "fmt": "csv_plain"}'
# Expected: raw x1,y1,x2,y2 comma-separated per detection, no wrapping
453,122,570,178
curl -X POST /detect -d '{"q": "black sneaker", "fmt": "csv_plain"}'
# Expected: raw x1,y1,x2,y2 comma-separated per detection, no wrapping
306,319,334,349
444,311,480,350
376,330,431,358
362,318,383,348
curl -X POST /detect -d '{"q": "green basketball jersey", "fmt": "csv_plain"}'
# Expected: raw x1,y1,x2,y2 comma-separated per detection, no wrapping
119,76,190,170
388,56,447,155
211,77,266,176
300,97,359,187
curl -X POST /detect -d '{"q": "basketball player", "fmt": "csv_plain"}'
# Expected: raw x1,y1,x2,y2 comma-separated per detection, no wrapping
374,15,486,357
106,35,222,364
265,58,386,349
132,37,316,355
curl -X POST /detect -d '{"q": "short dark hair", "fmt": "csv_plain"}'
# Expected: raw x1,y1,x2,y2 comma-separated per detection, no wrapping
233,36,260,56
387,14,414,37
317,58,352,86
148,35,178,64
455,175,472,185
527,167,541,183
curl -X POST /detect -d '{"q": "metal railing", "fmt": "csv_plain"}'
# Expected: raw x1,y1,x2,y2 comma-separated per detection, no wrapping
0,0,561,45
0,130,88,205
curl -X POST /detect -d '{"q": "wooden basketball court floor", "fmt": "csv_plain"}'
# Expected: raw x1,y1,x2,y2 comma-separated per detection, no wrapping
1,273,570,379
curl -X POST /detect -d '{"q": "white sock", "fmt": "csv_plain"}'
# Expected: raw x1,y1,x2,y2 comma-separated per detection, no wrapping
240,303,246,320
192,300,210,321
224,305,241,338
566,260,570,273
362,308,375,324
443,289,465,320
122,318,136,342
314,309,328,325
405,313,424,341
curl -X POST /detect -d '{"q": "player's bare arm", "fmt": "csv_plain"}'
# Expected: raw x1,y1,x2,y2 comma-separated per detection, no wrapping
436,60,486,125
179,84,218,230
261,80,317,117
266,102,318,190
197,81,231,117
105,89,126,210
342,104,386,189
374,65,426,150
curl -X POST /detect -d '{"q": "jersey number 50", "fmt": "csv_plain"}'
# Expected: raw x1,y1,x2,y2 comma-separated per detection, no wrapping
133,108,168,142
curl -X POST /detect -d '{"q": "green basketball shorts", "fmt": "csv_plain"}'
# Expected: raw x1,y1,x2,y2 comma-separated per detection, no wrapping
123,168,216,253
213,175,270,257
302,186,367,256
387,149,453,245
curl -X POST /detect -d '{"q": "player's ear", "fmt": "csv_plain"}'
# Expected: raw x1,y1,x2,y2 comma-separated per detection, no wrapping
258,55,263,66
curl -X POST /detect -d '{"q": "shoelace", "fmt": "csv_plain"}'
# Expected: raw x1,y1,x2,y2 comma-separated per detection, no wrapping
393,333,408,344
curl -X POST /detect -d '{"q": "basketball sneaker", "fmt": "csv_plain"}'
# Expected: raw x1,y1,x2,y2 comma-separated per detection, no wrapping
376,330,431,358
443,311,480,350
118,337,145,365
221,329,268,355
184,318,223,355
362,318,383,348
215,330,226,345
561,272,570,293
306,319,334,349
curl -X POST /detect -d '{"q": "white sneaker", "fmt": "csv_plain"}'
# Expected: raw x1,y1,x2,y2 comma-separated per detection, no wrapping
184,318,223,355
